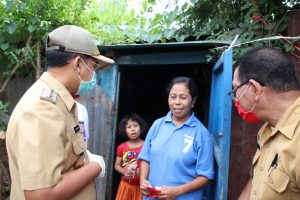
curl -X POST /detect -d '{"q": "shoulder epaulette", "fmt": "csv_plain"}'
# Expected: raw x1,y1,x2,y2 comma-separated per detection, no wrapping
40,88,58,104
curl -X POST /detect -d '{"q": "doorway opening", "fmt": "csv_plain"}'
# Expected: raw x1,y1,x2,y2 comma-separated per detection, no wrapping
111,63,213,198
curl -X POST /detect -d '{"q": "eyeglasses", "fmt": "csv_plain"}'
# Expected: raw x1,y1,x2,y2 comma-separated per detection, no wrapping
228,81,249,99
81,58,102,71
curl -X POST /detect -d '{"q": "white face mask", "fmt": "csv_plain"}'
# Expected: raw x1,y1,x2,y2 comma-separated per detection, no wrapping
75,59,97,96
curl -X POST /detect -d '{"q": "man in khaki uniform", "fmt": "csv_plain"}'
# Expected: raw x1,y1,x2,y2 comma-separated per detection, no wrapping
229,47,300,199
6,25,114,200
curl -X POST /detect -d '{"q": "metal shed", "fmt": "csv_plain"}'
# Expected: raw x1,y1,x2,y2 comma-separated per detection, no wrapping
79,41,233,200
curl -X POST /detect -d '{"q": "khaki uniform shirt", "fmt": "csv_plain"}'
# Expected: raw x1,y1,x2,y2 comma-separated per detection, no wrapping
250,96,300,200
6,72,96,200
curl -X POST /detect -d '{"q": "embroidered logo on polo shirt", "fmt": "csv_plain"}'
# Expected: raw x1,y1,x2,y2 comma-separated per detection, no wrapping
183,134,194,153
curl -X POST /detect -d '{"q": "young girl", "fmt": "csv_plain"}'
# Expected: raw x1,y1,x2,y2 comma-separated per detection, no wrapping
115,113,148,200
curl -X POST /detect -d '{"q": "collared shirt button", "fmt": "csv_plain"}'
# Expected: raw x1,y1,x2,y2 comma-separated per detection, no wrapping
259,166,263,171
254,190,257,195
269,178,273,184
267,176,273,183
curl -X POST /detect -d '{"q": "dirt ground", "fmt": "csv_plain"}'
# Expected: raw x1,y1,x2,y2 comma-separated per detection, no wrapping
0,138,10,200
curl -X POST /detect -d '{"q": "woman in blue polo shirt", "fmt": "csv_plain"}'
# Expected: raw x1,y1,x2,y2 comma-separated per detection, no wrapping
138,76,214,200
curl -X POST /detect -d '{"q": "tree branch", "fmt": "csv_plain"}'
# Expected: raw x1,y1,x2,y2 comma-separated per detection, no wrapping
250,0,263,38
29,43,38,72
250,0,261,17
0,34,32,94
35,42,41,80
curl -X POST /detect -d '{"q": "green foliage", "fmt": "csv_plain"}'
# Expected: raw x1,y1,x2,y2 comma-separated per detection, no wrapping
0,0,91,81
0,0,101,124
133,0,194,43
123,0,299,61
81,0,138,44
0,101,9,131
156,0,300,57
0,0,299,96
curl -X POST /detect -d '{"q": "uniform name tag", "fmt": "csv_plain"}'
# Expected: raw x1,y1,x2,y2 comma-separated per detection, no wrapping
73,125,80,133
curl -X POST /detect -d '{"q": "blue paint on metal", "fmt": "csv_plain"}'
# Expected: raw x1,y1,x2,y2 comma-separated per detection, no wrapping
116,51,208,65
97,64,118,101
208,49,233,200
90,41,234,199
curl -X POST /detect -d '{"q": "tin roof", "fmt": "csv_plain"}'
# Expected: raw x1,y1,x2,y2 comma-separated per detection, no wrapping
98,40,230,50
97,41,231,65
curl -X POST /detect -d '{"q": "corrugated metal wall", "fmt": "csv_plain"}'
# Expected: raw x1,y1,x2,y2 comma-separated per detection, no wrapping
78,65,119,200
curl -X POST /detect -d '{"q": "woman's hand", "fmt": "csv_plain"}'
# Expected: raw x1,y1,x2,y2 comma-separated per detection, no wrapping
158,186,181,200
140,179,152,196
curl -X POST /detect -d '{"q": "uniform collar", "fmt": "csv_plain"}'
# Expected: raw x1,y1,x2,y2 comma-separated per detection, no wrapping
40,72,75,111
260,96,300,140
275,96,300,139
165,111,197,127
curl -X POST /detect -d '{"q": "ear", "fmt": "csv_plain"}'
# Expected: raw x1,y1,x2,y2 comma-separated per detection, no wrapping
249,79,263,101
72,56,82,72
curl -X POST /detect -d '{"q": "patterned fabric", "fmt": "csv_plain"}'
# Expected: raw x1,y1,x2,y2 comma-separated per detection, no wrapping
116,142,143,184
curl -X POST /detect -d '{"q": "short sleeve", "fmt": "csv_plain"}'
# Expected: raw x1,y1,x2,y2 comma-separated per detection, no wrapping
138,118,163,162
195,129,214,179
116,143,124,158
18,101,66,190
76,101,90,142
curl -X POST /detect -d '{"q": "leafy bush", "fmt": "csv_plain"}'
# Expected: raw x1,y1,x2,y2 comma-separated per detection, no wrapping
0,101,9,132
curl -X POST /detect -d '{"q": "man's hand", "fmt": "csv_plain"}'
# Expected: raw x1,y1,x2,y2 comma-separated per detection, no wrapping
86,150,105,178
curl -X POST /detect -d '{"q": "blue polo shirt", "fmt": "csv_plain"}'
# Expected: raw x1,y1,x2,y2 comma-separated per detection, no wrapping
138,112,214,200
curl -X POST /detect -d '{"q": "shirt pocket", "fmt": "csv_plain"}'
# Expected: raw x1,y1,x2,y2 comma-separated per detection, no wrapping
72,132,87,169
264,168,290,193
72,131,87,155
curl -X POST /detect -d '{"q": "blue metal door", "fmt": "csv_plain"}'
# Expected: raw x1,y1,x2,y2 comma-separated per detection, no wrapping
208,48,233,200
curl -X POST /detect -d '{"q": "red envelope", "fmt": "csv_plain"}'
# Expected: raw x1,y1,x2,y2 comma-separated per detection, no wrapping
145,186,161,198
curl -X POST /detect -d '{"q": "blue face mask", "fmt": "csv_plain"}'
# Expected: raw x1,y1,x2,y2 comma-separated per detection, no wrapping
76,59,97,96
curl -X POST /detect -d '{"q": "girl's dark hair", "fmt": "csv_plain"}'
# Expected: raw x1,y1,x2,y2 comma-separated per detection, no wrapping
166,76,199,99
117,113,149,138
